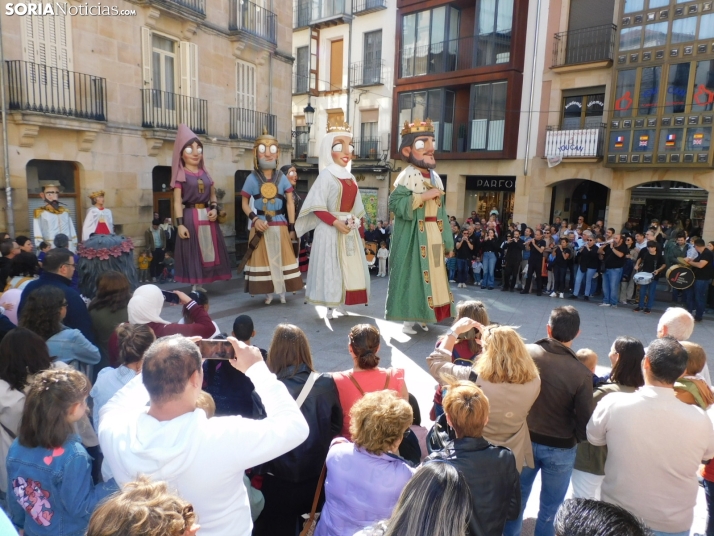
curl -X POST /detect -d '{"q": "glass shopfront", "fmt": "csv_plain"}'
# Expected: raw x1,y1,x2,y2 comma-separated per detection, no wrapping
627,181,708,235
463,176,516,223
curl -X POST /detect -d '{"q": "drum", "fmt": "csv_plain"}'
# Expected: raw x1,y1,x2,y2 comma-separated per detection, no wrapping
633,272,654,285
666,264,695,290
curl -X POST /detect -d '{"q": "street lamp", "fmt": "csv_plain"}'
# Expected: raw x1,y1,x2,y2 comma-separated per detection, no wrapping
303,100,315,132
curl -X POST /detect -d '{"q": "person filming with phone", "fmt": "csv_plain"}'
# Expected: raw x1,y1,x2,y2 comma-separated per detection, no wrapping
106,285,216,363
98,334,310,536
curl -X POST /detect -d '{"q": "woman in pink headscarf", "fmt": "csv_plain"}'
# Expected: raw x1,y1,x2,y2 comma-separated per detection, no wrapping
171,124,232,286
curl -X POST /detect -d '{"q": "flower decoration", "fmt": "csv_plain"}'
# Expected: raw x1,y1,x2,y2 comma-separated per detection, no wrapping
78,237,134,260
344,215,361,231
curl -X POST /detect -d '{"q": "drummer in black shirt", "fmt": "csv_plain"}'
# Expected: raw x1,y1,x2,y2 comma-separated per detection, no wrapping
521,229,547,296
633,241,666,314
684,239,714,322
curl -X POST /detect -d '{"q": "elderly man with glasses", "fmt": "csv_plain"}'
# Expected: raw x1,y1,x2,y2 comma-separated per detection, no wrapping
33,184,78,252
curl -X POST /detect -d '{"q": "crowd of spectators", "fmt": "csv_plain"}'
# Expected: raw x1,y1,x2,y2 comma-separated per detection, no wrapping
0,218,712,536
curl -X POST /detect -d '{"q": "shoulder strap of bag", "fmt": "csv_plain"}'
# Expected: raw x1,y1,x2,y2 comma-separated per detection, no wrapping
299,462,327,536
296,372,319,408
1,422,16,440
383,370,392,390
347,372,365,396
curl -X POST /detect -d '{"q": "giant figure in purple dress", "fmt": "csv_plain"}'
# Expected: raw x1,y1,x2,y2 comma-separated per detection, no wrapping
171,124,232,287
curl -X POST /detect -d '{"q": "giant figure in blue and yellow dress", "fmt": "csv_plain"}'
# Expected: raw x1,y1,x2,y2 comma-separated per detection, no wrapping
385,119,455,334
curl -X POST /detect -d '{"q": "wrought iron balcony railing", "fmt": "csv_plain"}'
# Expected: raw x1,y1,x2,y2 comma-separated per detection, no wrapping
229,108,277,140
5,60,107,121
353,138,381,159
350,60,385,87
167,0,205,15
229,0,276,43
293,0,351,29
352,0,386,15
141,89,207,134
552,24,617,68
544,124,606,157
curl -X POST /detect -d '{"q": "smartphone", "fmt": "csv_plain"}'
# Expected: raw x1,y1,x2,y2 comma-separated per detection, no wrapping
198,339,235,360
162,290,181,304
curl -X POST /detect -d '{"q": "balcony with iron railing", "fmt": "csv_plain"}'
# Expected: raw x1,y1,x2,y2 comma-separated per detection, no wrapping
552,24,616,70
353,138,381,159
351,60,385,87
293,131,310,160
544,124,606,159
293,71,310,95
352,0,386,15
293,0,352,29
229,108,277,140
229,0,276,44
5,60,107,122
141,89,207,134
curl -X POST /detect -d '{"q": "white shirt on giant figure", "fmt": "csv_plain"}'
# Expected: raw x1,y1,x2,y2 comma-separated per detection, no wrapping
33,205,78,251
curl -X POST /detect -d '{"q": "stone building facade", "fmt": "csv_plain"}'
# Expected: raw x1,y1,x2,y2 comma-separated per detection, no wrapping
0,0,293,260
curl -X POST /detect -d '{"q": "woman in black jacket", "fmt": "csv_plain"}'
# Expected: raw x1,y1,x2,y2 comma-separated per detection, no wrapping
253,323,343,536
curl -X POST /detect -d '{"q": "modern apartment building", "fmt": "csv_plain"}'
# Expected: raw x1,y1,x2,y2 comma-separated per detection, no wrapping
530,0,713,236
291,0,396,223
0,0,293,259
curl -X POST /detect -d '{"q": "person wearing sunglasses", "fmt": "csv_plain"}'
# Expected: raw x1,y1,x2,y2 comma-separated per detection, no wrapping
33,184,78,252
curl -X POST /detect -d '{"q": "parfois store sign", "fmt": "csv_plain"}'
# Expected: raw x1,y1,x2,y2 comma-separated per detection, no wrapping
466,176,516,192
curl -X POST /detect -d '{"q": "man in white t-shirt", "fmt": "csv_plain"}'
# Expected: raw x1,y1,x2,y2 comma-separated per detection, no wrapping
587,337,714,536
99,335,309,536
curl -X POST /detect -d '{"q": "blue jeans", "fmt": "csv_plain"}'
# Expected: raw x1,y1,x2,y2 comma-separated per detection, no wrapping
703,477,714,536
638,280,657,309
503,442,577,536
473,271,482,285
448,266,456,280
651,531,689,536
602,267,623,306
456,258,470,284
686,279,712,320
482,251,497,288
672,287,686,304
573,267,597,297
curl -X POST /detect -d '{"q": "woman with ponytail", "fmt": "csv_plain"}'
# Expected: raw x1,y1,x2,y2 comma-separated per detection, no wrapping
331,324,408,440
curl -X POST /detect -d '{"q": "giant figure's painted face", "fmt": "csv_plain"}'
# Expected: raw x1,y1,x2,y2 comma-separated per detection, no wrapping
331,136,354,168
182,141,203,168
257,142,279,170
409,136,436,169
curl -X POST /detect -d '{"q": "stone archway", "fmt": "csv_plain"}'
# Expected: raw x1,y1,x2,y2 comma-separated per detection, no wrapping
547,178,611,227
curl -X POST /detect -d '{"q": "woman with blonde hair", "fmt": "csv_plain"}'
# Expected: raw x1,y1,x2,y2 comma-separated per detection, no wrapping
87,476,199,536
314,391,415,536
253,324,342,536
427,318,541,472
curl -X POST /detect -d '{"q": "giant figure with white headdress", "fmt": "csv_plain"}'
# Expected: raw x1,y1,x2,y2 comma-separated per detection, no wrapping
295,116,370,318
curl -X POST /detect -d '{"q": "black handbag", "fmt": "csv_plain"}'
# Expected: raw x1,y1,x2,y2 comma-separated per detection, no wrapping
426,412,456,454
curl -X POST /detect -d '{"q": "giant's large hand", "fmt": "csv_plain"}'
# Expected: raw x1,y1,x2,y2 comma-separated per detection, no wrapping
178,225,190,239
420,189,442,202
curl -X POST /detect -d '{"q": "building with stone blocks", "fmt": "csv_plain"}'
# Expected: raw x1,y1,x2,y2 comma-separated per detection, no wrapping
0,0,292,260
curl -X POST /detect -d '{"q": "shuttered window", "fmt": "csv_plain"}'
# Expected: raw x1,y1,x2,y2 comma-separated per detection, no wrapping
236,60,256,110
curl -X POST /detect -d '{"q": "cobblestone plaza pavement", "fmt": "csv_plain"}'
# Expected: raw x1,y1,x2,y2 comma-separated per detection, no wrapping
159,273,714,535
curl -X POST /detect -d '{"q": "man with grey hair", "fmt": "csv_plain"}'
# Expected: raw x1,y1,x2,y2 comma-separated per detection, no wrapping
385,119,455,334
656,307,710,383
99,334,309,536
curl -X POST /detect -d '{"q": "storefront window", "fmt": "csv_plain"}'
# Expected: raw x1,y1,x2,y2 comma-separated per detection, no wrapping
643,22,668,48
658,127,684,152
691,60,714,113
665,63,690,114
633,129,656,151
619,26,642,50
671,17,697,43
638,66,661,116
686,127,711,151
614,69,636,117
